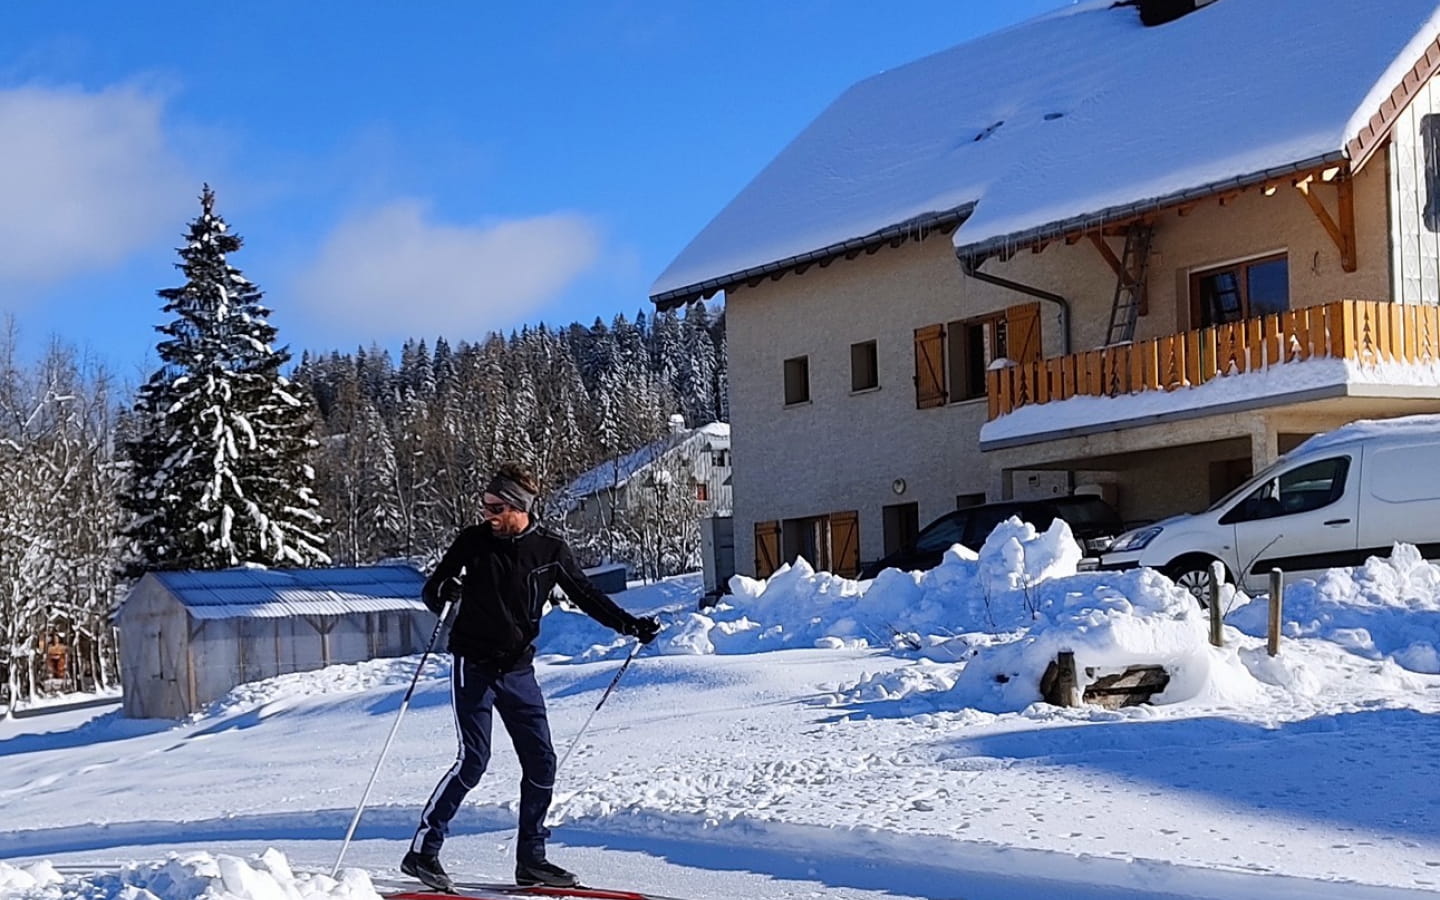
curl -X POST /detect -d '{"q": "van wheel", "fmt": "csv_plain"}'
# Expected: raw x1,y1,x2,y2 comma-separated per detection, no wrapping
1164,556,1228,608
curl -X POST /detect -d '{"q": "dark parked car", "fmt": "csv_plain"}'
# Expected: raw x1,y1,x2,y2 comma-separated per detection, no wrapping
858,495,1125,580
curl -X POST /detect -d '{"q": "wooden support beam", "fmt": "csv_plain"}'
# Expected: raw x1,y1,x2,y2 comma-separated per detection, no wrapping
1297,177,1357,273
1338,174,1356,273
1176,202,1197,217
1217,190,1243,206
1089,233,1132,282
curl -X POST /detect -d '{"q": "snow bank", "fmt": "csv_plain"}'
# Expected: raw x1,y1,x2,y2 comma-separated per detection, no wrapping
1228,543,1440,673
620,517,1246,712
200,655,450,720
0,851,378,900
195,530,1440,722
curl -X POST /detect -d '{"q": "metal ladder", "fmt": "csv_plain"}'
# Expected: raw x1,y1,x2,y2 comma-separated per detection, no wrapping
1105,223,1155,345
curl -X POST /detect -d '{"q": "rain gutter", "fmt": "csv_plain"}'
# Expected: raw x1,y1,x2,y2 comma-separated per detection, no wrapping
959,256,1073,356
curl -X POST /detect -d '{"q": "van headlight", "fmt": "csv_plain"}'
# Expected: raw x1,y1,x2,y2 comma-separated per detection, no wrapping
1109,526,1162,553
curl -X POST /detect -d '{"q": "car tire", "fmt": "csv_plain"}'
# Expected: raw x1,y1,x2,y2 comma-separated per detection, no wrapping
1164,555,1229,608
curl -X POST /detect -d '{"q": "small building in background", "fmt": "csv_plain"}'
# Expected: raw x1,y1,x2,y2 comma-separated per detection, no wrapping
117,565,431,719
554,419,732,580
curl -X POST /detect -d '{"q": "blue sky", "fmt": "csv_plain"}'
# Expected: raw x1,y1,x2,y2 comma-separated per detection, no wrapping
0,1,1060,380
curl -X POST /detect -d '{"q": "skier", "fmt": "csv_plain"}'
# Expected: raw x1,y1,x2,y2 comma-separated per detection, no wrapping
402,462,661,891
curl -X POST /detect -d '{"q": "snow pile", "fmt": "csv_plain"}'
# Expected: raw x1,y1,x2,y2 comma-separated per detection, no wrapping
0,851,378,900
700,517,1086,653
0,861,60,895
200,654,451,720
581,517,1240,713
1228,543,1440,673
944,565,1257,712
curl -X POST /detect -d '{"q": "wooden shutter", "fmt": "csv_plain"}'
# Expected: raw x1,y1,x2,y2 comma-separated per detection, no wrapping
754,520,781,579
829,510,860,578
913,324,947,408
1005,302,1043,364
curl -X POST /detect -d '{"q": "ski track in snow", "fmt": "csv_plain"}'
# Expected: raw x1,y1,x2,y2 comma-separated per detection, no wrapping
3,648,1440,899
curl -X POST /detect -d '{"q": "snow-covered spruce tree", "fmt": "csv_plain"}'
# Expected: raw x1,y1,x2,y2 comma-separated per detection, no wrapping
122,186,330,574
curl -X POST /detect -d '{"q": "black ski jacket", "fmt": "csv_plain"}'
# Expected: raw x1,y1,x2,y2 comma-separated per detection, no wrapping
423,522,642,669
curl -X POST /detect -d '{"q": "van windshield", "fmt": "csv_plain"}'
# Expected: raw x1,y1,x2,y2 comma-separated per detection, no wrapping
1206,456,1287,512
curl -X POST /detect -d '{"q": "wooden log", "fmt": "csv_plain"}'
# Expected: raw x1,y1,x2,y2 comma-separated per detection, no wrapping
1040,650,1081,707
1083,665,1171,710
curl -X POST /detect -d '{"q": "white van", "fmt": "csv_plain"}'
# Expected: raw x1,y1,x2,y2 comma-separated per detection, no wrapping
1100,415,1440,600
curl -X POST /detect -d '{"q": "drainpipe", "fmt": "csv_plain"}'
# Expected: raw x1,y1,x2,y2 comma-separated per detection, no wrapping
958,255,1072,355
958,254,1076,497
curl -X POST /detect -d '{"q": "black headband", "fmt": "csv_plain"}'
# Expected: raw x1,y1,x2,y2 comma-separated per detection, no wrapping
486,473,536,513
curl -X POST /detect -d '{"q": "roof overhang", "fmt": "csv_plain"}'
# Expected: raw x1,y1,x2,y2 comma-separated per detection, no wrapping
649,204,974,310
1348,32,1440,171
956,151,1349,264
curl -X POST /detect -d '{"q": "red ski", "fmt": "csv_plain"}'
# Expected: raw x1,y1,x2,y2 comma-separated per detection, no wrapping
375,877,688,900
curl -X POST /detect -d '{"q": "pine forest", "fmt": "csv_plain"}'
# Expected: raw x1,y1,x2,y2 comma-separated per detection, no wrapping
0,188,727,711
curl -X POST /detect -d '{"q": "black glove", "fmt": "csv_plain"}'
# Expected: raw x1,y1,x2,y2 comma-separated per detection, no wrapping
439,576,464,609
629,616,661,645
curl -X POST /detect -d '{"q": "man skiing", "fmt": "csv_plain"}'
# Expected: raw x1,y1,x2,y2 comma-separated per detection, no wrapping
402,462,661,891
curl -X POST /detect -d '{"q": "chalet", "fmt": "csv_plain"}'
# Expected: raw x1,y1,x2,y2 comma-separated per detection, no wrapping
650,0,1440,578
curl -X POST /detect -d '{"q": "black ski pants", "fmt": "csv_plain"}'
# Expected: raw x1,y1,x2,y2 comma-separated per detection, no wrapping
411,656,556,862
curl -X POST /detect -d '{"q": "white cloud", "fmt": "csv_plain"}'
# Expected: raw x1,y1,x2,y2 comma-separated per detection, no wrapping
292,200,603,342
0,84,194,289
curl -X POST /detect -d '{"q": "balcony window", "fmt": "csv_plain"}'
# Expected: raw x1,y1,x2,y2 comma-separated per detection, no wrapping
1192,254,1289,327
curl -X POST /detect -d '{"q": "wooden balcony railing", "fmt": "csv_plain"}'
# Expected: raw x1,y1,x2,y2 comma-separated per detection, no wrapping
986,300,1440,420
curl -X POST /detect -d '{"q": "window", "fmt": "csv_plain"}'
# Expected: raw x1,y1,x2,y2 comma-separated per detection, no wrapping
1220,456,1350,524
1424,114,1440,232
956,492,986,510
783,356,810,405
851,340,879,392
947,314,1006,402
695,483,709,502
1191,254,1289,327
711,448,730,467
914,303,1040,408
782,515,831,570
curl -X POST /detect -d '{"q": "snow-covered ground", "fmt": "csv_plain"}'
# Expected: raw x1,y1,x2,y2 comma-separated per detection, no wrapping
4,521,1440,900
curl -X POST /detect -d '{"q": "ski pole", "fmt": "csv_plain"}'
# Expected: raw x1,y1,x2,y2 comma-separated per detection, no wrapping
554,638,643,776
331,593,455,877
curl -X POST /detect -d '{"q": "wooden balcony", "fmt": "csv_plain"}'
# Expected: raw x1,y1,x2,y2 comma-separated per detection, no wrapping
986,300,1440,420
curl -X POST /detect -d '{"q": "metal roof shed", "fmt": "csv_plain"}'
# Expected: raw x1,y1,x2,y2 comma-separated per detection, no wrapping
117,565,431,719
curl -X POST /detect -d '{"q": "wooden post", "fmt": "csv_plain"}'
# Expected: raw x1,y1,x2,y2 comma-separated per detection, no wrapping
1208,562,1225,648
1041,651,1081,707
1058,651,1080,707
1268,568,1284,657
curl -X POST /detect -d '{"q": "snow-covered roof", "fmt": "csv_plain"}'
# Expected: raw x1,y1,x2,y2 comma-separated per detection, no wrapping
558,422,730,505
148,565,426,620
651,0,1440,304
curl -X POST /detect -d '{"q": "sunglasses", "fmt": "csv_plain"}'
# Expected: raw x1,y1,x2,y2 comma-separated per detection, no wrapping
483,501,513,515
